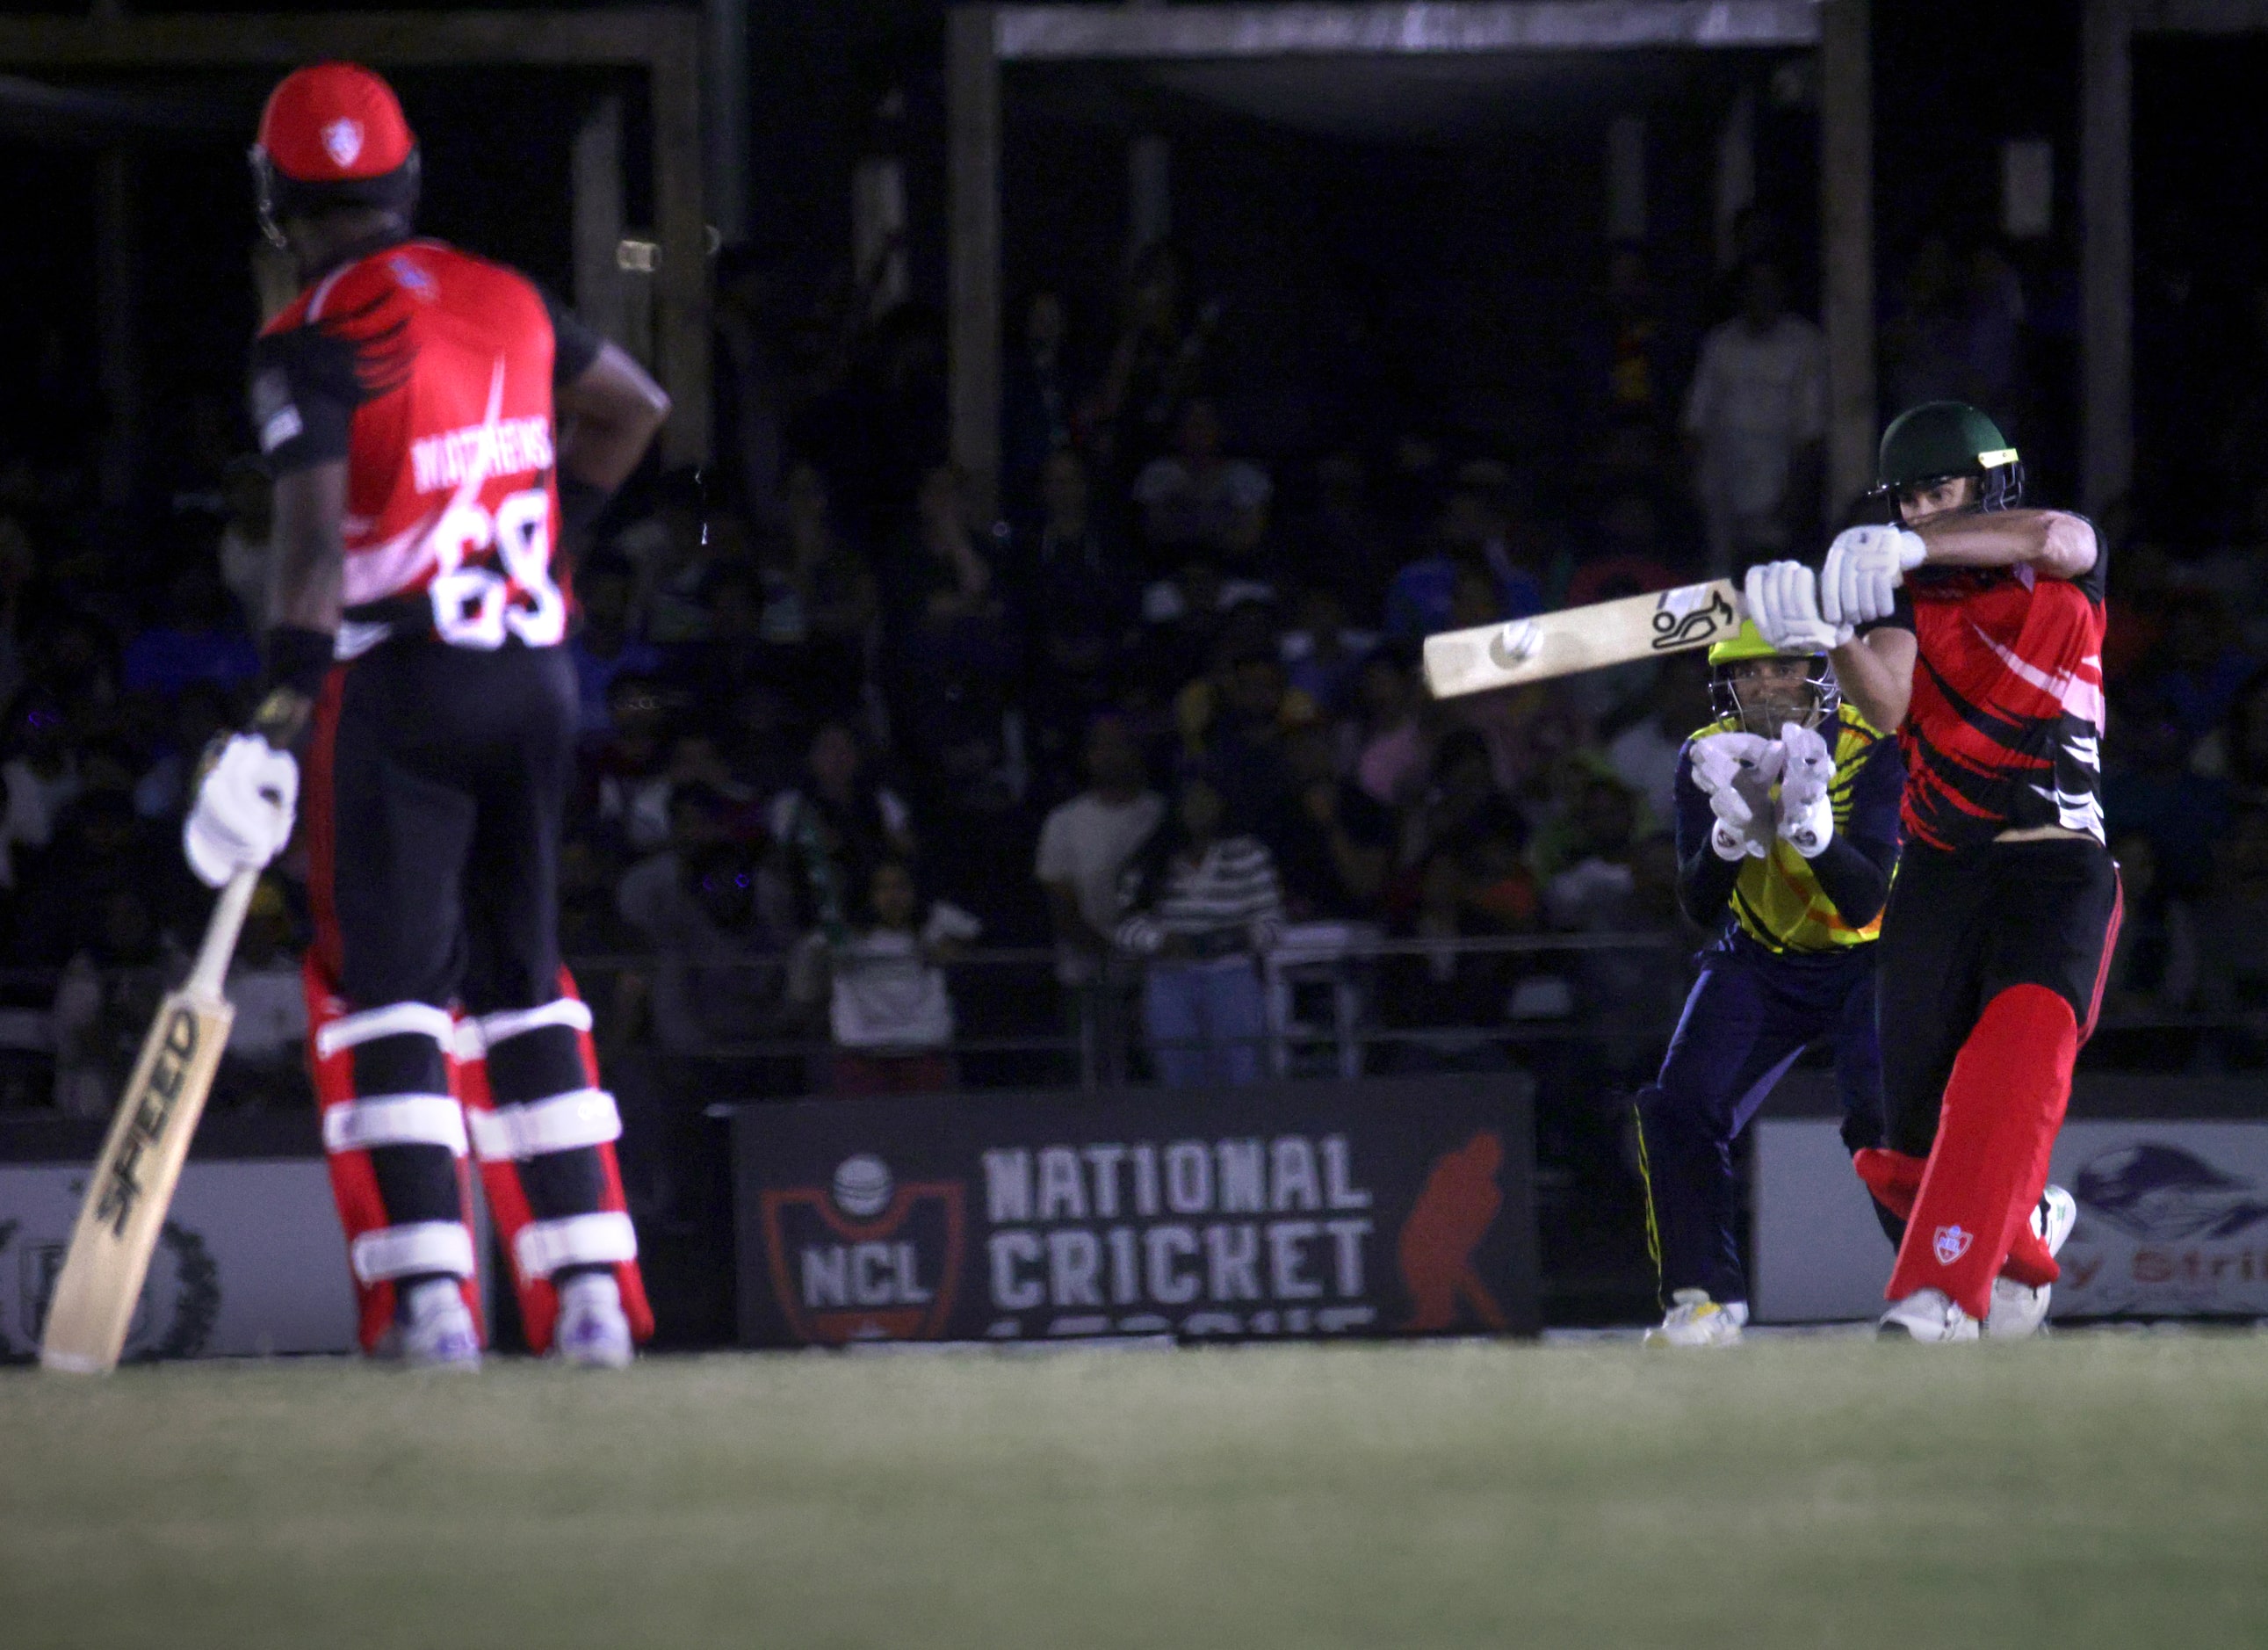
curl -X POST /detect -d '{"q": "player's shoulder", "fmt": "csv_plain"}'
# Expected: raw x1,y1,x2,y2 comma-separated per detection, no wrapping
1829,703,1888,769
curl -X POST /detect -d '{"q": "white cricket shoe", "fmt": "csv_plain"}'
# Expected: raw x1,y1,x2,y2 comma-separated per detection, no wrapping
1986,1183,2078,1341
1877,1287,1980,1342
395,1279,481,1371
1644,1289,1748,1348
555,1272,634,1369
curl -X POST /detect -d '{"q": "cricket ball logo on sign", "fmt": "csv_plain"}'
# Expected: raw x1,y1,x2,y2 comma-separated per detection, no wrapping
1932,1224,1973,1265
760,1156,964,1343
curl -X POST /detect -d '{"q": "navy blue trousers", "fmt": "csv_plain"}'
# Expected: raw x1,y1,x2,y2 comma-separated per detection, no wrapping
1635,935,1886,1308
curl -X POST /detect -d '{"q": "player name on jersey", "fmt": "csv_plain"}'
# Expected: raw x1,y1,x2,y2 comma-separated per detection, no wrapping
409,416,555,496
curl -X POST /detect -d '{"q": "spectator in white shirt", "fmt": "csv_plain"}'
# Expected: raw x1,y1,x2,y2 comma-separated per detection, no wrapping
1116,770,1283,1088
1036,715,1166,988
792,860,981,1096
1682,260,1825,575
1132,398,1272,569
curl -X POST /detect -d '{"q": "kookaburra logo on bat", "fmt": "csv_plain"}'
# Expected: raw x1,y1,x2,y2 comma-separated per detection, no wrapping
1651,587,1737,650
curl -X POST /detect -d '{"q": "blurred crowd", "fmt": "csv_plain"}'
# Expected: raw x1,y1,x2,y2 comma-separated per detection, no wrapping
0,227,2261,1154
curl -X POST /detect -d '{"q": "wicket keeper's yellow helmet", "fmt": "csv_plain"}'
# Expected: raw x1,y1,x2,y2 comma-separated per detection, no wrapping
1706,619,1789,669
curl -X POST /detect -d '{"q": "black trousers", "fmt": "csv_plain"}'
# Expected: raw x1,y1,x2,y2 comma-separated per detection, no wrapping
1875,837,2123,1158
309,639,575,1014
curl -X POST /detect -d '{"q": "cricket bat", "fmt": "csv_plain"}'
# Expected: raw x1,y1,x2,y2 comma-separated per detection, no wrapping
1422,578,1746,700
40,868,259,1374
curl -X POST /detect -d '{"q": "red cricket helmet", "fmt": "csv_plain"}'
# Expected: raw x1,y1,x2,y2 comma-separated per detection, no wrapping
250,62,420,247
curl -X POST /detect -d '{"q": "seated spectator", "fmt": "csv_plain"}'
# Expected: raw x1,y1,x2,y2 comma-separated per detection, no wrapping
1376,796,1535,1075
132,683,234,821
1036,714,1166,991
218,876,308,1109
120,562,262,699
1029,450,1143,782
2099,831,2199,1029
1277,586,1376,722
52,885,179,1118
886,464,1023,810
1001,288,1083,527
1682,258,1825,575
1349,644,1429,808
581,672,680,857
0,687,78,887
2149,590,2257,741
18,786,194,964
778,460,878,723
1115,768,1282,1087
791,859,980,1096
1604,654,1713,829
618,821,795,1056
1138,555,1275,691
769,720,918,940
568,551,664,742
1175,646,1308,833
1131,398,1271,570
1381,464,1545,640
1266,724,1392,922
1292,450,1402,621
2104,691,2227,901
2196,800,2268,1065
1540,771,1645,931
617,467,721,646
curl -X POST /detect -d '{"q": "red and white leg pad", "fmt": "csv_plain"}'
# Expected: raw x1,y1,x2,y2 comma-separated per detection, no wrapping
306,971,482,1354
456,977,654,1354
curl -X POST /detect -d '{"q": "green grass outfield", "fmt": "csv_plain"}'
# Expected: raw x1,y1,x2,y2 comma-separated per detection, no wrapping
3,1333,2264,1649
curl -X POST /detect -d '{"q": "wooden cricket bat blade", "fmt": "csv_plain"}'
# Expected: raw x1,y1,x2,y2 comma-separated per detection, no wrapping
40,870,256,1374
1422,578,1745,700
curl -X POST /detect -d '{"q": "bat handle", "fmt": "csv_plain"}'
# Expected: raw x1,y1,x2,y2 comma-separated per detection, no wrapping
185,868,260,1003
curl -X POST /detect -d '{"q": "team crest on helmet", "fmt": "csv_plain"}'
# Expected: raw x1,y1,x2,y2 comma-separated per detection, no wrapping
321,118,364,168
1932,1224,1974,1265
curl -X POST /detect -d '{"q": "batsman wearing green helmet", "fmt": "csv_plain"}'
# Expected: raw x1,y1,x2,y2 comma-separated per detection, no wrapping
1744,402,2117,1343
1633,619,1904,1346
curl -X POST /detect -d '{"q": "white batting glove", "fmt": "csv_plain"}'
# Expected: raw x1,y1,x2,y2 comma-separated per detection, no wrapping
1819,525,1926,628
1744,561,1853,655
1776,720,1835,858
183,733,299,889
1691,731,1780,860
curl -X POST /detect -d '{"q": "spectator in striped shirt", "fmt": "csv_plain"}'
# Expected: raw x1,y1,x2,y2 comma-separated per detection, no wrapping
1115,770,1284,1088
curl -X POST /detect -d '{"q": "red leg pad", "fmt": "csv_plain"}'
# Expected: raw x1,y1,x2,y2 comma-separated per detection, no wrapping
1887,984,2078,1320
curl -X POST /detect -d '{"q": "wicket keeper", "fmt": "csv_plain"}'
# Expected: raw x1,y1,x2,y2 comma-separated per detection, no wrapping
1636,621,1903,1346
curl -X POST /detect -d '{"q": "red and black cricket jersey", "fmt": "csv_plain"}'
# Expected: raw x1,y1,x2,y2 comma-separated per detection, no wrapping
1864,532,2107,852
248,238,602,656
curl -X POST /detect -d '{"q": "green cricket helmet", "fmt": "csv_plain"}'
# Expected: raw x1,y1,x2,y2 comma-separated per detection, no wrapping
1706,619,1838,731
1873,401,2025,515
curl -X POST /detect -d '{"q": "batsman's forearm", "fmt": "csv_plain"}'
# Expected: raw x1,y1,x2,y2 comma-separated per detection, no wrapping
1912,509,2097,581
1830,629,1915,734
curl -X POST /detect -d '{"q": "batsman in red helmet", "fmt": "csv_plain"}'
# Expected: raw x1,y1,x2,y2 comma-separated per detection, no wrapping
188,62,672,1367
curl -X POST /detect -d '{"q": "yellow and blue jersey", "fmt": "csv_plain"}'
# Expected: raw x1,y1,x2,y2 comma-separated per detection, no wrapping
1672,704,1903,955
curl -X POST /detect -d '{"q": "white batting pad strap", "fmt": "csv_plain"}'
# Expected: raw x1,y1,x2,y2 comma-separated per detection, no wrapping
316,1001,456,1059
466,1089,621,1162
351,1220,476,1284
514,1212,638,1279
476,999,594,1047
451,1017,486,1062
322,1093,468,1156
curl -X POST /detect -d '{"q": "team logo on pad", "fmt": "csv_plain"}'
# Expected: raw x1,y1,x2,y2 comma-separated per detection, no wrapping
1932,1224,1973,1265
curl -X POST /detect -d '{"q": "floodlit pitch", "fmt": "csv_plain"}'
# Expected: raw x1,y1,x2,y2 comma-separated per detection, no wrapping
3,1334,2264,1649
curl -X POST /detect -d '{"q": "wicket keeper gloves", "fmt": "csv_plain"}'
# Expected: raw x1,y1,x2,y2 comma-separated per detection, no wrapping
1691,731,1781,860
1819,525,1926,627
1775,720,1836,858
183,733,299,888
1743,561,1852,655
